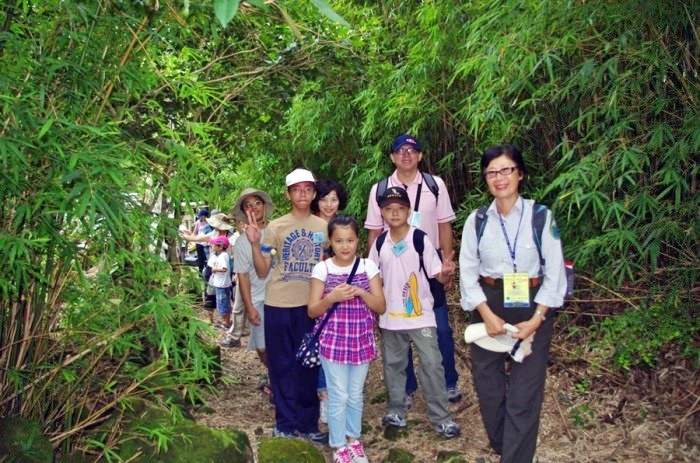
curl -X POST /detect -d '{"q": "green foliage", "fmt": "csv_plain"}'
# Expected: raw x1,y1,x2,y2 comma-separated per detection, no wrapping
594,289,699,370
0,2,698,461
278,0,699,371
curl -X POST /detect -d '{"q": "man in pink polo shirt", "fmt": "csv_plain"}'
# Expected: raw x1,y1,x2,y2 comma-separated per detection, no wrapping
365,134,462,405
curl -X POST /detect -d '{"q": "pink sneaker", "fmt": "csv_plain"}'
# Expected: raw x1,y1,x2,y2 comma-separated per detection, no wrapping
333,446,353,463
348,441,369,463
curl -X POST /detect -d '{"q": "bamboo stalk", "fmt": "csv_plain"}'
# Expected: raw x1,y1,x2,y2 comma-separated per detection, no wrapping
93,13,151,123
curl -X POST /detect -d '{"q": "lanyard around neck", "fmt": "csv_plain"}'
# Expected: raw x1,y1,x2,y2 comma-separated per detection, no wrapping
497,197,524,272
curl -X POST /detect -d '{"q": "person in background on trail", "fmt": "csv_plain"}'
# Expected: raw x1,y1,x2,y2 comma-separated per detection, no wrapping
364,134,463,407
308,214,385,463
208,235,233,330
178,212,194,262
220,189,276,401
459,144,566,463
181,213,237,320
221,219,249,349
367,186,461,439
245,168,329,445
311,179,348,222
310,178,349,424
192,208,211,273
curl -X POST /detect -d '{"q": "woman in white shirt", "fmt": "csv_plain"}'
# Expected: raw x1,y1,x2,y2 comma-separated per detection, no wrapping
459,144,567,463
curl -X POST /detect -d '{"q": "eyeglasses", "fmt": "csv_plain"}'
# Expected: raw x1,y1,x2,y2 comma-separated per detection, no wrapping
242,200,263,210
484,166,518,179
394,146,418,156
289,186,315,196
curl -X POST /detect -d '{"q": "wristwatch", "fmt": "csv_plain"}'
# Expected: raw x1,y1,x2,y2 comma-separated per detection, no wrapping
535,309,546,321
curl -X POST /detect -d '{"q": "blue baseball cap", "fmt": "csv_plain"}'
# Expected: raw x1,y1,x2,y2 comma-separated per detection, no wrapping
391,134,422,153
196,208,210,218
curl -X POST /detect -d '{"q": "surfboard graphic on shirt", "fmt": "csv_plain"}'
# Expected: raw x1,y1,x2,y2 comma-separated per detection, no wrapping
404,272,422,317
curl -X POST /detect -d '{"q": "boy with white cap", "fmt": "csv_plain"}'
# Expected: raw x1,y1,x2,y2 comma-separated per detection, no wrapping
245,168,329,444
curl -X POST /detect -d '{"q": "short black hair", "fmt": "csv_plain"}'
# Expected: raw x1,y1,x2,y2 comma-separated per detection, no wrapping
481,144,528,184
311,179,349,214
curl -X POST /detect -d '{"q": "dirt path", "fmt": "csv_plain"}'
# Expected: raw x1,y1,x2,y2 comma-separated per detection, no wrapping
192,301,698,462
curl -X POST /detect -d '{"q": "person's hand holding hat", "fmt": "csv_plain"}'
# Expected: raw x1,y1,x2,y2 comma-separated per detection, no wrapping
464,322,535,363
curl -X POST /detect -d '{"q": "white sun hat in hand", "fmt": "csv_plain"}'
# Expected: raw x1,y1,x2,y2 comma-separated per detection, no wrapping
464,323,534,363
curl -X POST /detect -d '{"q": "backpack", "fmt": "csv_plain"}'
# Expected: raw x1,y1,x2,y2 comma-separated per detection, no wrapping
375,172,439,205
374,228,447,307
474,203,548,271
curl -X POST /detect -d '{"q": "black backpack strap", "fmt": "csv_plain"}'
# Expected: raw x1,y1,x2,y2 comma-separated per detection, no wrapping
412,229,430,282
420,172,439,201
375,178,389,205
375,230,388,257
376,173,439,205
474,206,489,260
531,203,548,269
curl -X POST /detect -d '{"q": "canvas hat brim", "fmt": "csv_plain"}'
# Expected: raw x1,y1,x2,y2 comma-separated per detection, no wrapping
464,323,517,353
206,213,234,231
232,188,275,223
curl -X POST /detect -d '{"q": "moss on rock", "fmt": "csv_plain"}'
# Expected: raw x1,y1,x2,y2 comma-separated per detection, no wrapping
257,437,325,463
115,398,252,463
437,450,467,462
380,448,415,463
0,416,53,463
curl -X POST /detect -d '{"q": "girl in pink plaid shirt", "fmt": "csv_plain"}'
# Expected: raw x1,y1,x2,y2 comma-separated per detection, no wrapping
308,215,386,463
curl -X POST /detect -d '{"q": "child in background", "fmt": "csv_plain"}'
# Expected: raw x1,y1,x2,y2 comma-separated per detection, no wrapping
208,235,233,329
308,215,385,463
367,187,461,439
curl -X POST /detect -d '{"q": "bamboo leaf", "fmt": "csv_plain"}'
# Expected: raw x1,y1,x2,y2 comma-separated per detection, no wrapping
276,3,303,41
245,0,268,11
309,0,350,28
214,0,241,27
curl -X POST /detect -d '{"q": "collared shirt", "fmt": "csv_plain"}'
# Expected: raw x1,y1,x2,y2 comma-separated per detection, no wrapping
459,197,567,311
311,259,379,364
368,228,443,330
364,171,455,247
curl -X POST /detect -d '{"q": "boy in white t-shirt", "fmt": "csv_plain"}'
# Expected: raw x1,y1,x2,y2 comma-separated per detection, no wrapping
367,186,461,439
208,235,233,329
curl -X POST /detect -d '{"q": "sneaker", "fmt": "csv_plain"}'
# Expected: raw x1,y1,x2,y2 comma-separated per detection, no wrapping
319,397,328,424
348,441,369,463
403,393,413,411
272,427,294,439
447,386,463,403
219,336,241,348
381,412,406,427
434,420,461,439
333,446,354,463
213,322,232,331
294,429,329,445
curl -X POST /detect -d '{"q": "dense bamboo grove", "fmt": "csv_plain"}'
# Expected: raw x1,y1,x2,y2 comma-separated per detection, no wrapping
0,0,697,459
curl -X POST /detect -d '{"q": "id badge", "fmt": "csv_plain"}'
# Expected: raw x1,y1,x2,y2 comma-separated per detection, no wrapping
409,211,422,227
392,240,408,256
312,232,325,244
503,272,531,308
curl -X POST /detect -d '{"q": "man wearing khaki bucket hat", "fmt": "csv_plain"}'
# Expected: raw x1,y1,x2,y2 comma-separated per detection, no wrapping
221,189,275,374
